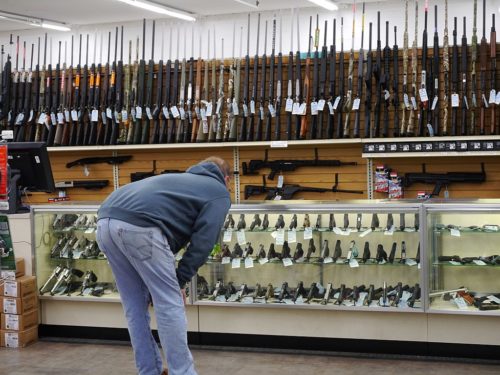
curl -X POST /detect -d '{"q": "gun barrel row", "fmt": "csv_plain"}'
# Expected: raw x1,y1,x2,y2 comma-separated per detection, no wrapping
0,4,498,146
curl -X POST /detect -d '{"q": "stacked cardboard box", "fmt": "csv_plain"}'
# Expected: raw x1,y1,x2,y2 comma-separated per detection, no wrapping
0,258,39,348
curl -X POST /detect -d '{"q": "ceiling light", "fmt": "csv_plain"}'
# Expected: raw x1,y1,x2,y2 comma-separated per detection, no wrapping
0,10,71,31
307,0,338,11
233,0,259,9
117,0,196,21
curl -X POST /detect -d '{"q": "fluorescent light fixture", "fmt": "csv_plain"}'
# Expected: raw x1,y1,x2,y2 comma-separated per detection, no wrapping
117,0,196,21
233,0,259,9
307,0,338,11
0,10,71,31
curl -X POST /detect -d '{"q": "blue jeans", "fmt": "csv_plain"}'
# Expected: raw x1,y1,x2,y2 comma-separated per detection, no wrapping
96,218,197,375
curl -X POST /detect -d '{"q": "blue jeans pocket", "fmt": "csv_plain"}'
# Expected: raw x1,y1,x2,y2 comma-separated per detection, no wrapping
119,228,154,261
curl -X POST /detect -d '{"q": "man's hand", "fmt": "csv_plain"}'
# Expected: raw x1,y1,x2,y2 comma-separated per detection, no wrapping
180,288,187,306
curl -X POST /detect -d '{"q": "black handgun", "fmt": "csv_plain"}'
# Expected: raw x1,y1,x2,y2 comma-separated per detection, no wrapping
237,214,246,230
293,243,304,260
332,240,342,262
289,214,298,230
249,214,262,230
362,242,371,263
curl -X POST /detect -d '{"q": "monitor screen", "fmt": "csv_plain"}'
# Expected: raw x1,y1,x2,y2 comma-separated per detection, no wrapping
7,142,55,193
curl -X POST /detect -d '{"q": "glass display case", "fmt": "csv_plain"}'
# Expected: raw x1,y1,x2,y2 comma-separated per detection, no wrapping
195,201,424,312
425,200,500,315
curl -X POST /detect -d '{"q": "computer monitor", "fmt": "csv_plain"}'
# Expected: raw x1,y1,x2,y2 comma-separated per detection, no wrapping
7,142,55,193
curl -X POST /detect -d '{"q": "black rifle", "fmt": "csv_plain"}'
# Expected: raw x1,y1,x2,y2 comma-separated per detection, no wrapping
432,6,440,136
27,38,40,142
55,180,109,189
310,15,320,139
373,13,382,137
160,31,171,144
284,11,294,140
13,40,25,142
382,21,391,138
274,17,283,141
111,26,124,145
317,20,328,139
242,149,357,180
490,14,496,135
54,41,67,146
97,32,111,145
84,36,95,146
451,17,459,136
247,14,260,142
168,29,180,143
293,14,303,140
479,0,487,135
264,18,276,142
244,174,363,200
327,18,337,139
47,41,61,147
392,26,400,137
17,42,33,142
461,17,468,136
133,19,146,144
0,42,12,125
152,25,164,144
41,37,53,144
89,34,102,146
239,14,250,142
61,37,74,146
8,36,19,136
68,35,81,146
76,35,89,146
66,155,132,168
404,163,486,197
353,5,364,139
418,4,429,137
142,20,155,144
184,28,194,143
192,31,203,142
336,18,345,139
256,20,267,141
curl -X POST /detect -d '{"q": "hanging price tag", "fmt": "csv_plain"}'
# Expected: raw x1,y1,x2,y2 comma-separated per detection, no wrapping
146,107,153,119
359,228,372,238
288,229,297,243
282,258,293,267
451,94,460,108
170,106,180,118
352,98,361,111
277,175,284,188
310,101,318,115
332,227,343,235
242,103,249,116
244,257,254,268
323,257,333,264
64,110,70,122
404,94,410,109
431,96,438,111
250,100,256,114
221,257,231,264
275,229,285,245
450,228,461,237
483,94,490,108
259,258,269,265
349,258,360,268
454,297,469,310
71,110,78,121
202,118,209,133
333,96,341,110
411,97,417,109
473,259,487,266
223,230,232,242
317,99,326,111
179,107,186,119
384,90,391,101
231,258,241,268
285,98,294,112
463,96,469,110
268,104,276,117
236,230,246,245
489,89,497,104
122,110,128,121
496,91,500,105
292,102,301,114
91,109,99,122
106,108,113,119
232,101,240,115
136,106,143,118
50,113,57,125
419,88,429,102
299,103,307,115
304,227,313,240
328,101,334,114
206,102,213,116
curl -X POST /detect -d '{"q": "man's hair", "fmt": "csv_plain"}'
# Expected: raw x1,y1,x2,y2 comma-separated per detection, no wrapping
201,156,231,178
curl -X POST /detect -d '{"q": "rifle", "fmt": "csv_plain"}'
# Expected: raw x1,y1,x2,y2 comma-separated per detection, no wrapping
470,0,478,135
274,16,283,141
256,20,267,141
225,24,237,142
197,29,209,143
133,19,146,144
89,34,103,146
327,18,337,139
451,17,459,137
160,30,172,143
27,38,40,142
353,3,365,139
142,21,155,144
407,1,418,136
239,15,250,142
244,174,363,200
214,37,225,142
490,14,496,135
431,6,440,136
404,163,486,197
46,40,62,147
127,37,139,144
76,35,89,146
479,0,487,135
66,155,132,168
41,37,53,144
53,41,66,146
168,29,180,143
442,0,450,136
317,19,328,139
300,16,312,139
373,12,382,137
35,34,46,143
207,27,217,142
8,36,19,137
460,17,468,136
293,11,302,140
84,35,96,146
400,1,409,136
184,28,194,143
152,24,164,144
417,2,429,137
343,4,357,139
310,15,320,139
392,26,400,137
242,149,357,180
111,26,124,145
0,42,11,126
60,37,73,146
97,32,110,145
176,30,187,143
382,21,391,138
55,180,109,189
13,40,25,142
264,17,276,142
192,30,203,142
17,42,33,142
119,30,130,144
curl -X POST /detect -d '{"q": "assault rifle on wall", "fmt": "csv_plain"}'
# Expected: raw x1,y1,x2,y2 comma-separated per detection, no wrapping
404,163,486,197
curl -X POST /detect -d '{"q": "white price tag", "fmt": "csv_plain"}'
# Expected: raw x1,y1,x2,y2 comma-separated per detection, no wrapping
404,94,410,109
5,314,19,330
50,113,57,125
449,261,462,266
231,258,241,268
332,227,343,235
162,107,169,118
233,101,240,115
323,257,333,264
71,110,78,121
483,94,490,108
431,96,438,111
106,108,113,119
64,110,70,122
170,106,180,118
221,257,231,265
496,92,500,105
285,98,294,112
328,101,334,114
405,259,417,266
288,229,297,243
454,297,469,310
340,229,351,236
411,97,417,109
473,259,487,266
292,102,301,114
277,175,284,188
259,106,265,120
384,90,391,101
136,106,143,118
333,96,341,110
282,258,293,267
37,112,45,125
206,102,213,116
317,99,326,111
15,113,23,125
202,118,209,134
384,227,395,236
269,104,276,117
304,227,313,240
270,141,288,148
349,258,360,268
122,110,128,121
4,281,18,297
1,130,13,140
146,107,153,119
259,258,269,265
236,230,246,245
299,103,307,115
28,110,34,122
200,108,207,120
359,228,372,238
244,257,254,268
489,89,497,104
242,103,249,117
179,107,186,119
451,94,460,108
310,101,318,115
419,88,429,102
352,98,361,111
250,100,256,114
91,109,99,122
275,229,285,245
450,228,461,237
223,230,233,242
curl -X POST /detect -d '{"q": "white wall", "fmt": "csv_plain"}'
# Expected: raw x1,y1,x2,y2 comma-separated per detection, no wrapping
0,0,499,66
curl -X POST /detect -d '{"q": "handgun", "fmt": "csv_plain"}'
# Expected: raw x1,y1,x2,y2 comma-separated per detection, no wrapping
223,214,235,229
289,214,298,230
376,244,388,263
388,242,397,263
78,270,98,296
231,243,243,258
293,243,304,260
306,238,316,261
362,241,371,263
302,214,311,228
237,214,246,230
39,265,63,295
371,213,379,230
278,282,289,301
332,240,342,262
275,214,285,229
262,214,269,229
292,281,306,302
249,214,262,230
243,242,254,258
319,239,329,262
343,213,349,229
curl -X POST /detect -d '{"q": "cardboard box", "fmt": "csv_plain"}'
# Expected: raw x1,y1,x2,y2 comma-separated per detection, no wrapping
0,275,37,297
0,326,38,348
1,293,38,314
1,309,38,331
0,258,25,280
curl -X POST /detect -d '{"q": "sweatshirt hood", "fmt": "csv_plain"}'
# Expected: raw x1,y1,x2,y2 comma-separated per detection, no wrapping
186,162,226,185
